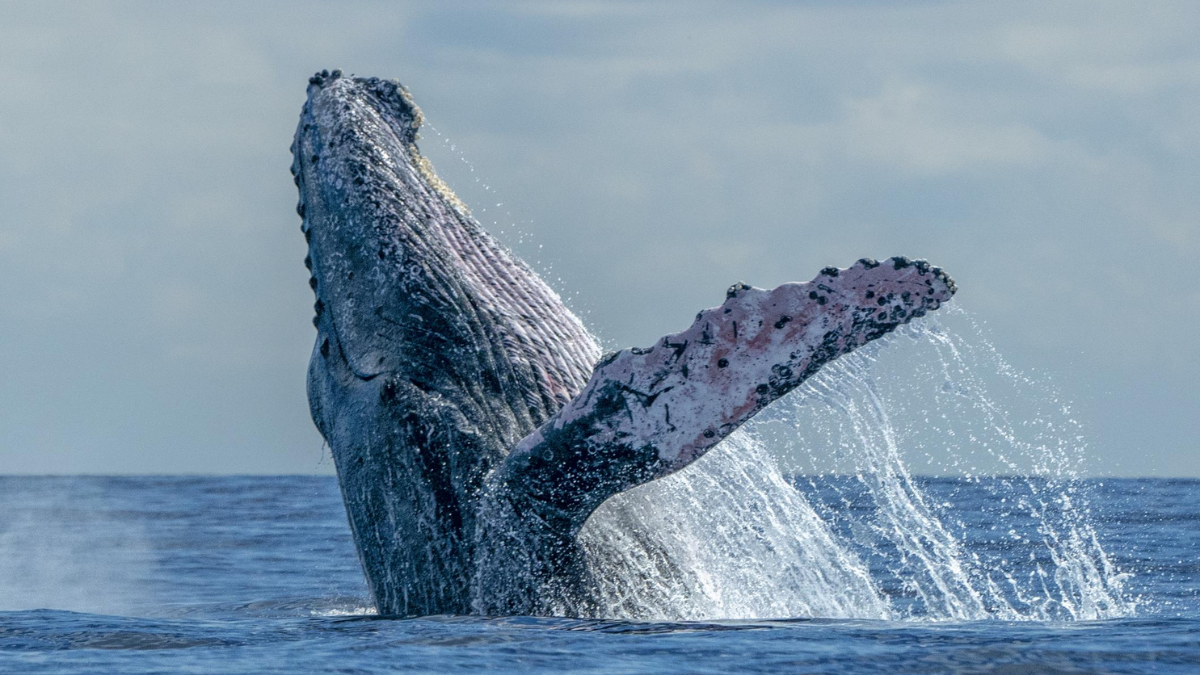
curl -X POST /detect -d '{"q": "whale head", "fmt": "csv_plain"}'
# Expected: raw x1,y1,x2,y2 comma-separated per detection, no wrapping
290,70,601,615
292,70,600,436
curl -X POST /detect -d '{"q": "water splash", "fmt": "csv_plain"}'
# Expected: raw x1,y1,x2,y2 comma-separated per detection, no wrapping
578,308,1135,622
581,431,890,621
0,479,157,616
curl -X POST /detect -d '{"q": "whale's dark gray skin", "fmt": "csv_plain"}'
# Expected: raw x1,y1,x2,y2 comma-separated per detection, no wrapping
292,69,957,617
293,70,600,616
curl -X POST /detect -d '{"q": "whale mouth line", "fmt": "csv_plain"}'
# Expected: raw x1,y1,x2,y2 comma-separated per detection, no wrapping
314,308,388,383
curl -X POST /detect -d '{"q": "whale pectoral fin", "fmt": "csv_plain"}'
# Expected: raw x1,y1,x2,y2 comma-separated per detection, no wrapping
493,257,956,532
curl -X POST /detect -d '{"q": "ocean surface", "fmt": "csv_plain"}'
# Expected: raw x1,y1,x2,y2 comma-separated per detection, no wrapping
0,475,1197,674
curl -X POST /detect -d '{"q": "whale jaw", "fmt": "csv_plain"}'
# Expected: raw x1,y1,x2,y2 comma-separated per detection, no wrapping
292,70,956,617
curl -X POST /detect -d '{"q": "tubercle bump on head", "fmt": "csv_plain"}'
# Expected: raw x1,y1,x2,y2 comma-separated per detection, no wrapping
308,68,343,86
304,71,424,145
363,77,424,143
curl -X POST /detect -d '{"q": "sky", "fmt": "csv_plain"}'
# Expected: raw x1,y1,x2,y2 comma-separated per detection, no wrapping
1,1,1197,476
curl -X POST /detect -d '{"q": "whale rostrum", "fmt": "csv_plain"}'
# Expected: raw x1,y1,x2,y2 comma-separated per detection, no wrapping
292,70,956,617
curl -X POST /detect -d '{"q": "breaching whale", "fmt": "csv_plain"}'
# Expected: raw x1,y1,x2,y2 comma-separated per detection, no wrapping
292,70,956,617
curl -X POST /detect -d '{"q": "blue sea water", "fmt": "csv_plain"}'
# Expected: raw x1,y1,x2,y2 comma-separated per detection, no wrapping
0,475,1197,674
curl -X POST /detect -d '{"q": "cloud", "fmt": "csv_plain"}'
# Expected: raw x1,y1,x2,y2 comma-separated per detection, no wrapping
832,83,1054,174
0,1,1198,475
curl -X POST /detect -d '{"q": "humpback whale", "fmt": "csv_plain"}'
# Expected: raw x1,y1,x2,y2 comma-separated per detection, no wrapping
292,69,956,617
